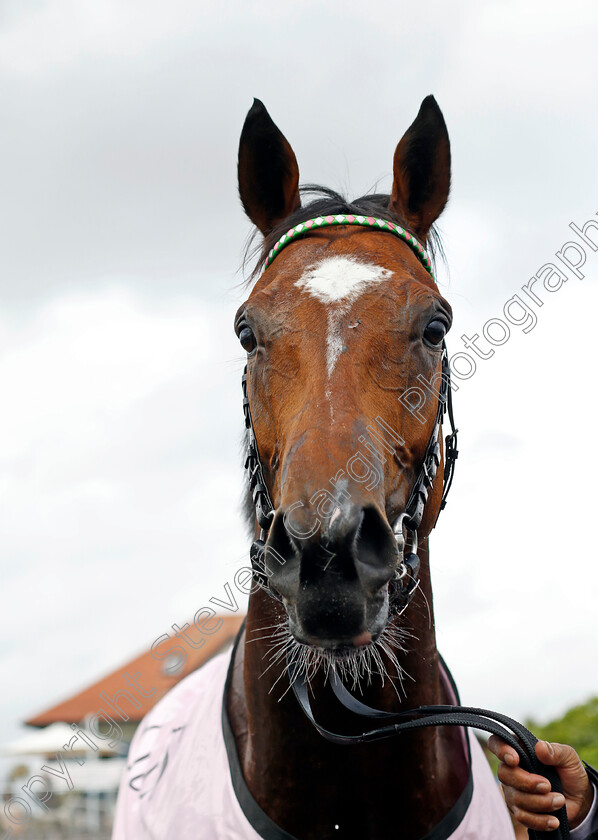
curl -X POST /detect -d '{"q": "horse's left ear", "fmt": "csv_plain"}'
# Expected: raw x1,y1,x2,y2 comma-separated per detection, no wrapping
238,99,301,235
390,95,451,241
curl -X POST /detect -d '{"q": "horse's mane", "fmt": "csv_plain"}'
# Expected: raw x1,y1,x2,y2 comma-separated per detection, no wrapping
239,184,445,534
242,184,445,285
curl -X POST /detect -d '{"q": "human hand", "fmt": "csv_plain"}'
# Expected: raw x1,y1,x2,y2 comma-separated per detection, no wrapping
487,737,594,832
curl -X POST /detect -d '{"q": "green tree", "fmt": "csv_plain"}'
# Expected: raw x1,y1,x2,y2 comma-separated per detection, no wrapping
526,697,598,769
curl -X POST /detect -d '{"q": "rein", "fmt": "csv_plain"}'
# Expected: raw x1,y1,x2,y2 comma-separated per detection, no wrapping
241,217,570,840
288,662,570,840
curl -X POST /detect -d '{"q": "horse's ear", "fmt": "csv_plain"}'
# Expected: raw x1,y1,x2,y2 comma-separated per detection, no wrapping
238,99,301,235
390,95,451,241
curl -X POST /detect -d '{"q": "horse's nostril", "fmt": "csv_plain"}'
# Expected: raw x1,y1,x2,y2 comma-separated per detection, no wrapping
267,510,298,568
354,506,398,593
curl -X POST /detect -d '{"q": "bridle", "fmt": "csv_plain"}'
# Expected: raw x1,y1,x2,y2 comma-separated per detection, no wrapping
237,214,570,840
239,216,573,840
242,214,458,613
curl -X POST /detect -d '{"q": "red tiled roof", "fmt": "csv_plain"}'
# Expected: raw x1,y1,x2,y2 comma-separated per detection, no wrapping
25,615,244,727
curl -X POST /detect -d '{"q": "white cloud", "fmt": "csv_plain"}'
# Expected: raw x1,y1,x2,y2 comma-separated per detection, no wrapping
0,286,250,754
433,271,598,720
0,0,197,73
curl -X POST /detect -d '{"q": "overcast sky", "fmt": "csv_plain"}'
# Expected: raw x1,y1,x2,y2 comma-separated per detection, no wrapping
1,0,597,775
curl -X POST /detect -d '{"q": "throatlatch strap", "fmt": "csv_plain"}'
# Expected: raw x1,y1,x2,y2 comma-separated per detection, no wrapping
288,659,570,840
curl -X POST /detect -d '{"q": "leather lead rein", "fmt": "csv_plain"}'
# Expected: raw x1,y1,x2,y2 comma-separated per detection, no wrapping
288,657,570,840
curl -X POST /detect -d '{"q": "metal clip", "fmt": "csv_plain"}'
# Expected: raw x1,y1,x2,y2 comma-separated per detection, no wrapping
393,512,408,562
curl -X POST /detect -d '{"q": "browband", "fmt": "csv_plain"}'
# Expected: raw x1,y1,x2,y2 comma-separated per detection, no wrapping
264,214,434,279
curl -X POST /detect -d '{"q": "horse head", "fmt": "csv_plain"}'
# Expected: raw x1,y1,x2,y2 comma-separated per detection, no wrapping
236,97,453,667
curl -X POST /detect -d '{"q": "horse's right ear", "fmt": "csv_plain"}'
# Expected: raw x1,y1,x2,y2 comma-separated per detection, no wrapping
238,99,301,236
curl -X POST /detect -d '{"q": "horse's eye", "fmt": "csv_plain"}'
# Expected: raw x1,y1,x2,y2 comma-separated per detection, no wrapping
239,326,257,353
423,319,447,346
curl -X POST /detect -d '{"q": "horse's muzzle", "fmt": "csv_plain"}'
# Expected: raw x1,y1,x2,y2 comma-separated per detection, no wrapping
264,502,399,646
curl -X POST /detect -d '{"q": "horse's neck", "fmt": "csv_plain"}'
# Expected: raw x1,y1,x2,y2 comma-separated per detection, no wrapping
228,539,469,840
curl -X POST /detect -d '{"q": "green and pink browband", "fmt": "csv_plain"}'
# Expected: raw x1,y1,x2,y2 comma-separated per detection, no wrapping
264,214,434,280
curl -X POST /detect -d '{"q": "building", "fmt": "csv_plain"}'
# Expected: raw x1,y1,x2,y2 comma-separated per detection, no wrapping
2,616,244,838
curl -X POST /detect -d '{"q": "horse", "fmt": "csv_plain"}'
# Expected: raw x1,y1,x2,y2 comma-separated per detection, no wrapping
224,97,514,840
113,96,584,840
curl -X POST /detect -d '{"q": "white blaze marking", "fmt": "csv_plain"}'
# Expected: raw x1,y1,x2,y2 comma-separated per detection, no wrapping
295,255,393,305
294,256,393,379
325,309,346,379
